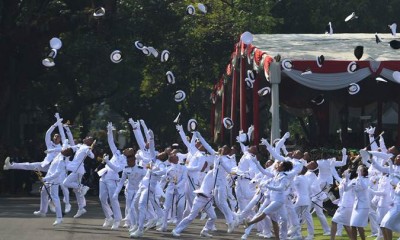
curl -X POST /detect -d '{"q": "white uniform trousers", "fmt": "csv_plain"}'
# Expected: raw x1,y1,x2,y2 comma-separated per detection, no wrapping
238,191,262,221
137,186,163,231
226,180,238,211
174,195,216,234
130,190,141,227
59,171,70,205
99,179,122,221
311,199,330,232
369,200,379,235
235,178,255,214
10,162,49,172
245,200,288,239
124,189,135,225
285,198,301,236
183,176,199,217
214,184,234,224
243,196,271,236
39,183,62,218
60,183,70,205
63,173,86,210
296,205,314,236
161,189,185,229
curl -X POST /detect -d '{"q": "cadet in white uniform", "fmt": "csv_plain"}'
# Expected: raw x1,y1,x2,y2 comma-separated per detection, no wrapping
40,148,73,226
243,160,293,240
196,131,236,233
4,118,63,172
349,165,370,240
331,169,356,239
63,136,95,218
97,122,128,230
172,170,217,238
157,153,187,232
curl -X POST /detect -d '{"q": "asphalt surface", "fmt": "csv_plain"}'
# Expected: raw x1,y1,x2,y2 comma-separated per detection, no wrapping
0,195,246,240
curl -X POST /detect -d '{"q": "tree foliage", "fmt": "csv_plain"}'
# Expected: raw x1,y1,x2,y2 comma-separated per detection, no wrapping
1,0,398,147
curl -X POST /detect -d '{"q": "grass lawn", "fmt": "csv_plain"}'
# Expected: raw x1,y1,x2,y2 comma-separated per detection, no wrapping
304,214,400,239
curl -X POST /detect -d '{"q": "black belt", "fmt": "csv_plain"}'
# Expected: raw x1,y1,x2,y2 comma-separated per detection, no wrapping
197,192,209,198
237,176,251,180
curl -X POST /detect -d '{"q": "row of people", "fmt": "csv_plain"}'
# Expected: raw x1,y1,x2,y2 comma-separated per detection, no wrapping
3,118,400,240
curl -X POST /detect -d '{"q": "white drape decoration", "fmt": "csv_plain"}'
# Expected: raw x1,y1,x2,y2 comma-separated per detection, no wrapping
282,68,372,90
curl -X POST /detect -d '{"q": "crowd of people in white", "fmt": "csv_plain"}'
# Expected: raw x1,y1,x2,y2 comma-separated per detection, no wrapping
3,113,400,240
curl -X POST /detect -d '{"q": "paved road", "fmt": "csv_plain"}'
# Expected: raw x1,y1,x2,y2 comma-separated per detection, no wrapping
0,196,245,240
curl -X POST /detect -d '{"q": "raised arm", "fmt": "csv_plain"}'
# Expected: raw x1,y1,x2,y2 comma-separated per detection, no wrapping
365,126,378,151
236,131,248,153
147,129,156,159
370,158,390,174
140,119,151,143
274,132,290,155
260,138,286,162
369,151,393,162
378,135,388,154
64,125,75,145
332,148,348,167
45,119,61,148
176,124,197,154
107,122,119,155
251,158,274,177
195,131,217,155
331,165,342,183
54,113,67,145
129,118,146,150
104,154,123,173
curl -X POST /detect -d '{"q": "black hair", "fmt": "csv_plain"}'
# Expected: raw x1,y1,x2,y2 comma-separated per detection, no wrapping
281,161,293,172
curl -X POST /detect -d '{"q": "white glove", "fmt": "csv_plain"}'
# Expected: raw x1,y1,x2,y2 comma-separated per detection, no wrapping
342,148,347,156
128,118,134,125
139,119,145,126
365,126,375,135
107,122,113,131
283,132,290,139
129,119,139,129
54,112,60,119
235,135,241,143
176,124,183,132
103,154,109,163
260,138,271,147
247,125,254,139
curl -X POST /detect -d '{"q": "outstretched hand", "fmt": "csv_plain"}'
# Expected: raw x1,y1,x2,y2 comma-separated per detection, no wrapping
283,132,290,139
107,122,113,131
176,124,183,132
260,138,271,147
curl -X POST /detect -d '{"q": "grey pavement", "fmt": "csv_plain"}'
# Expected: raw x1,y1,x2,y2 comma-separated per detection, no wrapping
0,196,246,240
